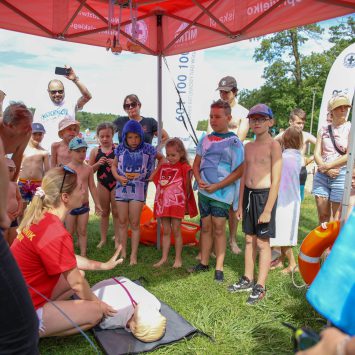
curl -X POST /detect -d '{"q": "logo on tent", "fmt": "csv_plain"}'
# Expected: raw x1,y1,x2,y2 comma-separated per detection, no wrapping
174,23,197,46
125,20,148,44
344,53,355,68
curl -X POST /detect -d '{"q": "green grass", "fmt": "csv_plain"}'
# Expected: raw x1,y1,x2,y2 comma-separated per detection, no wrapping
40,195,323,355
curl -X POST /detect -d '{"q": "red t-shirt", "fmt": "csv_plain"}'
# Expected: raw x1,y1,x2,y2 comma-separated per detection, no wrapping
11,213,77,309
153,161,197,219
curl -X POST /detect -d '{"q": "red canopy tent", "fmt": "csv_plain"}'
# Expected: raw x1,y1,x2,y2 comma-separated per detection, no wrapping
0,0,354,56
1,0,354,245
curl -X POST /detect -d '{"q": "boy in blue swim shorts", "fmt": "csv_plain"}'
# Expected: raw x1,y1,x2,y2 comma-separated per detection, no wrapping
189,99,244,282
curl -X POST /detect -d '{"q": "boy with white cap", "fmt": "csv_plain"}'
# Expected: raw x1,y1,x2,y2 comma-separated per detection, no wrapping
18,122,50,210
51,117,80,167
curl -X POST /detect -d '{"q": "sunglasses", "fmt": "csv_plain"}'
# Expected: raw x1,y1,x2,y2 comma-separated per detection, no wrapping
248,117,271,124
60,165,76,193
49,90,64,95
123,102,138,110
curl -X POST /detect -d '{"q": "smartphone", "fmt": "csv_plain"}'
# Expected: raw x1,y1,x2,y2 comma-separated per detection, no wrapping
55,67,70,76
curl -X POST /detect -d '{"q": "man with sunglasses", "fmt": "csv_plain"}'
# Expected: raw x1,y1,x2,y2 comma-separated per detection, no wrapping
33,66,92,153
206,76,249,255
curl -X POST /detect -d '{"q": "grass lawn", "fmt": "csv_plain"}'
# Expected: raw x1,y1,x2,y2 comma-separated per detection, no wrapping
40,195,324,355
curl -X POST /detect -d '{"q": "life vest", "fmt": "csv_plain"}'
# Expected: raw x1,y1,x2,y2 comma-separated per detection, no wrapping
298,221,340,285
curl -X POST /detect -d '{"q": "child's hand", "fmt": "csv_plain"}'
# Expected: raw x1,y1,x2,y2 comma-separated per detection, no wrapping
118,176,128,186
98,157,107,166
258,211,271,224
99,301,117,317
236,208,243,221
204,183,219,193
198,179,209,189
95,205,103,216
106,158,113,167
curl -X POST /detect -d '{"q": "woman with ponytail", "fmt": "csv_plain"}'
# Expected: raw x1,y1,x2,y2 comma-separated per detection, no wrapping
11,167,117,337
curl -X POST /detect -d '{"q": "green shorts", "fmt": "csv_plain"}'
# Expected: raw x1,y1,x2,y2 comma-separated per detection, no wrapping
198,192,230,219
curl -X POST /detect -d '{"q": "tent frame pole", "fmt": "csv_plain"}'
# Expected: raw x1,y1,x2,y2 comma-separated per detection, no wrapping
340,95,355,224
156,13,163,250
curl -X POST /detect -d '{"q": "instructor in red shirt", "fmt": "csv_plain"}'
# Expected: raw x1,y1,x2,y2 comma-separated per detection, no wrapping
11,167,116,337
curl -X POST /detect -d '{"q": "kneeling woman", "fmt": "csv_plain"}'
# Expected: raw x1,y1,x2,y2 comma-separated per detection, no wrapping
11,167,116,337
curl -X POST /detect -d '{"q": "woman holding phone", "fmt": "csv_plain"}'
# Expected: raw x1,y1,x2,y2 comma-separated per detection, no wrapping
113,94,169,145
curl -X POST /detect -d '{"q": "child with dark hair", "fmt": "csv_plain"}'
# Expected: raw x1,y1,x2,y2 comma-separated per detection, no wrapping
112,120,163,265
189,99,244,282
151,138,198,268
89,122,119,249
271,127,303,273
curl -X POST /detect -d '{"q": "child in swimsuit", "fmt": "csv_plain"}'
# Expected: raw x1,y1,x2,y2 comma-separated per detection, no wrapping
65,137,103,257
89,122,119,249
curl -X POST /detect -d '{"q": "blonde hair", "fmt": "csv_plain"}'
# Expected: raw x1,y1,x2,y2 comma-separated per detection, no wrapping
19,167,77,229
130,303,167,343
283,126,303,150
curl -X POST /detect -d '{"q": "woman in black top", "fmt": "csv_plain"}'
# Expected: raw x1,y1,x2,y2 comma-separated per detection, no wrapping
113,94,169,145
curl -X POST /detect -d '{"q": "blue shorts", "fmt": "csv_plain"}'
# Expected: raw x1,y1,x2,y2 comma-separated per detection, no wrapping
312,168,346,203
198,192,230,219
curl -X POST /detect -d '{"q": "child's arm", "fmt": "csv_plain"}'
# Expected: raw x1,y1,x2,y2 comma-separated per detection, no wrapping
88,147,105,172
111,156,128,185
43,152,50,173
87,167,102,216
11,130,31,181
204,162,244,194
51,143,57,167
192,155,208,189
258,141,282,224
236,169,246,221
149,152,165,181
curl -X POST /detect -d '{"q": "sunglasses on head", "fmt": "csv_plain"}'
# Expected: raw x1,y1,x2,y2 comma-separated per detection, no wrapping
49,90,64,95
248,117,271,124
123,102,138,110
60,165,76,193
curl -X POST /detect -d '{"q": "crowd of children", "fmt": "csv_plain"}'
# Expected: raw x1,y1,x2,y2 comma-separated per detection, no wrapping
6,95,351,307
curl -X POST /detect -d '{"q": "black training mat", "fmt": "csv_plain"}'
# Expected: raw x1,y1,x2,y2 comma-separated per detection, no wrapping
93,282,208,355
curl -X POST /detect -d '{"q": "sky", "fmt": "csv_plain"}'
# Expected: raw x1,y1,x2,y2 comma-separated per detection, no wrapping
0,15,350,135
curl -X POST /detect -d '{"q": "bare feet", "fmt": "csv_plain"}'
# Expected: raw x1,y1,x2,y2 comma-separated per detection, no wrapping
96,240,106,248
153,259,168,268
130,255,137,266
281,266,299,274
230,241,242,255
270,258,284,270
172,260,182,268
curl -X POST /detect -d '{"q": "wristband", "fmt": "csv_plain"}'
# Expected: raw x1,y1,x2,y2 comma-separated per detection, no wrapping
336,336,351,355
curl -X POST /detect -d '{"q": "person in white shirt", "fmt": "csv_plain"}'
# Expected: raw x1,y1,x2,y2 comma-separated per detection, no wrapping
33,66,92,153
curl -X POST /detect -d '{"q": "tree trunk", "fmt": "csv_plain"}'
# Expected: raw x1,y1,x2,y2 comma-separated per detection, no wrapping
290,29,302,105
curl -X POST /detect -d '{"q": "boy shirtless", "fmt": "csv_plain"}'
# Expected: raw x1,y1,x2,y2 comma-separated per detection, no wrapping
51,117,80,167
4,158,22,245
18,123,49,210
65,137,102,256
228,104,282,304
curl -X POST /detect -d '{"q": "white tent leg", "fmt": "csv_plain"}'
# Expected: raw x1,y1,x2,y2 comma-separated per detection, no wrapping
340,95,355,225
